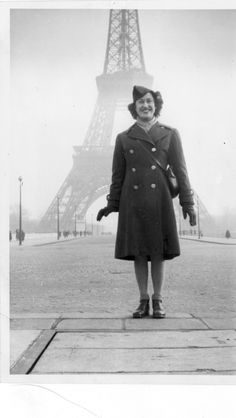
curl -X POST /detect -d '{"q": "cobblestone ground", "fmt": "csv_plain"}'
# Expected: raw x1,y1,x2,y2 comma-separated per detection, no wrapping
10,235,236,316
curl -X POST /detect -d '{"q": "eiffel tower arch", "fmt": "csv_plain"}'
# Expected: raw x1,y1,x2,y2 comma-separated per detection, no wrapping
39,9,213,234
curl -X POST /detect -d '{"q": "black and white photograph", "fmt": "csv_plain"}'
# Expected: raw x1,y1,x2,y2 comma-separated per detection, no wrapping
1,1,236,410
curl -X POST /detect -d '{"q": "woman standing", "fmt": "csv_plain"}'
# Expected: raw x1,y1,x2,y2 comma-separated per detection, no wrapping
97,85,196,318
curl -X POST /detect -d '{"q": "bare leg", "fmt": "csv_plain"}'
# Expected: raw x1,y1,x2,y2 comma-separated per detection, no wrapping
133,255,149,318
150,254,165,300
134,255,149,299
150,254,166,317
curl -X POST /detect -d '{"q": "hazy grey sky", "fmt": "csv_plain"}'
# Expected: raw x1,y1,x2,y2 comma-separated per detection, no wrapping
10,8,236,219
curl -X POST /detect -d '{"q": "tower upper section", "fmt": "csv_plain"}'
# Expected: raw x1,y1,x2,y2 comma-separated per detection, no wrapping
96,9,153,96
103,9,146,74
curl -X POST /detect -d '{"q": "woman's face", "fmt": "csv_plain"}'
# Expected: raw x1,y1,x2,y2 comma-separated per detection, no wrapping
135,92,155,121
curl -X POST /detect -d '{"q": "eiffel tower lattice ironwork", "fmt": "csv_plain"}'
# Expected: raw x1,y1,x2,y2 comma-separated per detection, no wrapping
39,9,214,234
39,9,154,232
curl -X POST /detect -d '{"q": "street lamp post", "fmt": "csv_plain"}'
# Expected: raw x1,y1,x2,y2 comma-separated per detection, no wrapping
74,206,77,236
18,176,23,245
57,195,60,240
84,216,87,236
197,195,201,239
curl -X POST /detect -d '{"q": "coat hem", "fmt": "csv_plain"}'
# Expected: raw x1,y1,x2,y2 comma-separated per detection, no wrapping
114,252,180,261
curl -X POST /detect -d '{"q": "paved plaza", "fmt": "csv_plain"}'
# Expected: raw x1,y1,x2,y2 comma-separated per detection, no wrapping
9,235,236,375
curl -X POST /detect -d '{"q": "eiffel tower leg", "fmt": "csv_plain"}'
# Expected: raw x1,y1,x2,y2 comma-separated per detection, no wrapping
39,147,114,231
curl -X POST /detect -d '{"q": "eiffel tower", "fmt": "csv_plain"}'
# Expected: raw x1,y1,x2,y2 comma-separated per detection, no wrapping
39,9,214,234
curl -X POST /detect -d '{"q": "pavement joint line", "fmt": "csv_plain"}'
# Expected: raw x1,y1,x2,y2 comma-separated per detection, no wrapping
31,370,236,375
10,315,215,320
55,329,236,333
51,328,230,332
180,237,236,246
47,346,236,350
54,328,124,332
51,317,64,329
189,313,211,329
27,330,58,375
33,238,78,247
196,317,211,330
10,330,57,375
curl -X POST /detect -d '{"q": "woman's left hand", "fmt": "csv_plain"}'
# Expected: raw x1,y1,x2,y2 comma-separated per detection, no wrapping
96,207,113,221
182,206,197,226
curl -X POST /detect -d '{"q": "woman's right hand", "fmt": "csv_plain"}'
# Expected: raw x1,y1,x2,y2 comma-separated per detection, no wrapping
96,207,113,221
182,205,197,226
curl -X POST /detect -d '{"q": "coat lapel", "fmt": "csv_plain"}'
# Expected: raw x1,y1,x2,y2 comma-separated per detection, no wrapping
127,124,154,145
127,122,169,145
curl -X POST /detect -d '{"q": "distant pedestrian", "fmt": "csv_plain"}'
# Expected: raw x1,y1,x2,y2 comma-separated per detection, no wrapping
15,229,25,242
225,230,231,239
97,85,196,318
9,231,12,241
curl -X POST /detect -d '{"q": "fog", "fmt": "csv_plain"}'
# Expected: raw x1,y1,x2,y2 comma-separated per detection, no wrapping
10,9,236,223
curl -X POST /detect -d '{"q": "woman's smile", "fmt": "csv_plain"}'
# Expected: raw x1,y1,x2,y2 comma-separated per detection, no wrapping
141,108,152,113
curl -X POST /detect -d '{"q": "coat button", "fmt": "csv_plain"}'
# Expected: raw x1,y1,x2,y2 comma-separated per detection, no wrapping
133,185,139,190
150,183,156,189
151,147,157,152
151,165,156,170
129,149,134,154
132,167,136,172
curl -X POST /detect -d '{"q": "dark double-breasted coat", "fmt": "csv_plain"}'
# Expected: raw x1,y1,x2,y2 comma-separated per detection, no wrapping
107,121,194,261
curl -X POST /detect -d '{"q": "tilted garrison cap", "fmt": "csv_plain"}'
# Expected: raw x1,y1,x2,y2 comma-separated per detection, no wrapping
132,85,162,103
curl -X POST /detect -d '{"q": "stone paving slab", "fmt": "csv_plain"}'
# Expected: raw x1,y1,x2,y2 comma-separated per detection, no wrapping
125,318,208,330
10,330,41,366
10,330,56,374
10,317,209,331
201,318,236,330
56,318,123,330
57,318,204,331
46,330,236,349
31,346,236,374
10,318,58,330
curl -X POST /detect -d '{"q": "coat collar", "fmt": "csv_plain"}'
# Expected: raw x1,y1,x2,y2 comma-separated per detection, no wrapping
127,122,169,145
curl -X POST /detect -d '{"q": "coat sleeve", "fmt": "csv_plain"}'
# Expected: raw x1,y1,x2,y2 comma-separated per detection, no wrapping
107,134,126,210
168,129,194,206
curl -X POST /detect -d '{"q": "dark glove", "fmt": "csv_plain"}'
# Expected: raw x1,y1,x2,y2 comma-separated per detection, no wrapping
182,205,197,227
96,207,113,222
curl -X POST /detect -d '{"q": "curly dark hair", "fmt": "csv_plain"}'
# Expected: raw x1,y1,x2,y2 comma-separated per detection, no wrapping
128,91,163,119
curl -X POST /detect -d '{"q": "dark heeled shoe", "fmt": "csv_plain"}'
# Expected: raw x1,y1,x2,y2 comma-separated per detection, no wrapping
152,298,166,318
133,298,150,318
